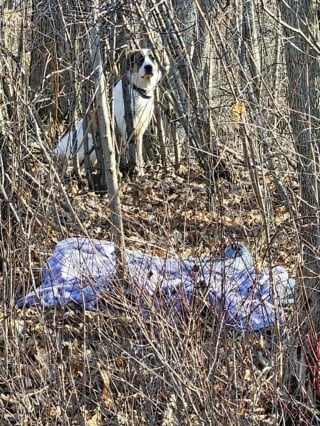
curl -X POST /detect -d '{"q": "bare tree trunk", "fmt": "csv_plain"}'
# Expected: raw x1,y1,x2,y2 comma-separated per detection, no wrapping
29,0,80,125
265,0,320,411
148,0,231,195
120,52,137,176
278,0,320,327
90,1,125,279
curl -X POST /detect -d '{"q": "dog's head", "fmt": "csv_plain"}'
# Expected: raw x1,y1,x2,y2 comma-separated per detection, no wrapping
128,49,163,90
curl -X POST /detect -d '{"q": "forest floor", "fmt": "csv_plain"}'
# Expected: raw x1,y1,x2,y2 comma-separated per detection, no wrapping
44,163,297,270
4,160,302,425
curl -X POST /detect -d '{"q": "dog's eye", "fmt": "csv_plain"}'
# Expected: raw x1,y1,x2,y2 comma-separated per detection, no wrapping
131,53,145,68
148,54,155,61
129,53,140,65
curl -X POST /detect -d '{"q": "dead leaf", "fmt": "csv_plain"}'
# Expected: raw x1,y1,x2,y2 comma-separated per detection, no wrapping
98,364,114,410
231,102,246,122
86,411,100,426
49,405,62,418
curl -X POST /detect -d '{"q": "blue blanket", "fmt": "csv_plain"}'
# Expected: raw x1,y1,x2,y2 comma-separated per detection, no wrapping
17,238,295,331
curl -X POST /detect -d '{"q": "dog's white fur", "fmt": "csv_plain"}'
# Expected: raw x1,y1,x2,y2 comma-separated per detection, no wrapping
54,48,162,176
114,48,162,175
53,118,96,170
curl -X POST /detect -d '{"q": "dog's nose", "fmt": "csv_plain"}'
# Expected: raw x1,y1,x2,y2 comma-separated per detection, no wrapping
144,64,153,74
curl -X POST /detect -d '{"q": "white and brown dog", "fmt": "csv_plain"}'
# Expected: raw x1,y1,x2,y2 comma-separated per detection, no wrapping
54,48,164,176
114,48,163,175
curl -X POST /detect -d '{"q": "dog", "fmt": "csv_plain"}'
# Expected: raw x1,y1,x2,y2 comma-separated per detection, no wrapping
114,48,163,175
54,48,164,177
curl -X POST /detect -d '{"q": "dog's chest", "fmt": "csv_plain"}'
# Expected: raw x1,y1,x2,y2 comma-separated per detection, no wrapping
131,93,154,132
113,81,154,136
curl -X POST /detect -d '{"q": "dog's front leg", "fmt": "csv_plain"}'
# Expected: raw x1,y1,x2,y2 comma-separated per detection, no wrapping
135,134,144,176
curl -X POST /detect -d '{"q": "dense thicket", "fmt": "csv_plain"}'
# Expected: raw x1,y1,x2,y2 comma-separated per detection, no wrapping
0,1,319,424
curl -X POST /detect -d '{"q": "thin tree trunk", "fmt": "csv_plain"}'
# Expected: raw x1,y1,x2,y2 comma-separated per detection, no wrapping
278,0,320,327
120,53,137,176
29,0,78,124
90,1,125,283
269,0,320,410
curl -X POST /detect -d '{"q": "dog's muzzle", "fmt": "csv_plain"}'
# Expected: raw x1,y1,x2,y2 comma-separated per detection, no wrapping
143,64,154,76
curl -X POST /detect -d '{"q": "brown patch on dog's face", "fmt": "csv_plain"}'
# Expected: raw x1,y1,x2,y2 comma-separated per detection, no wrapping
129,50,147,73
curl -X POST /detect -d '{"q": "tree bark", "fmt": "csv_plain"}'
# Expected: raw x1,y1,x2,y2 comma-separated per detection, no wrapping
274,1,320,411
29,0,79,123
279,0,320,328
90,0,125,279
